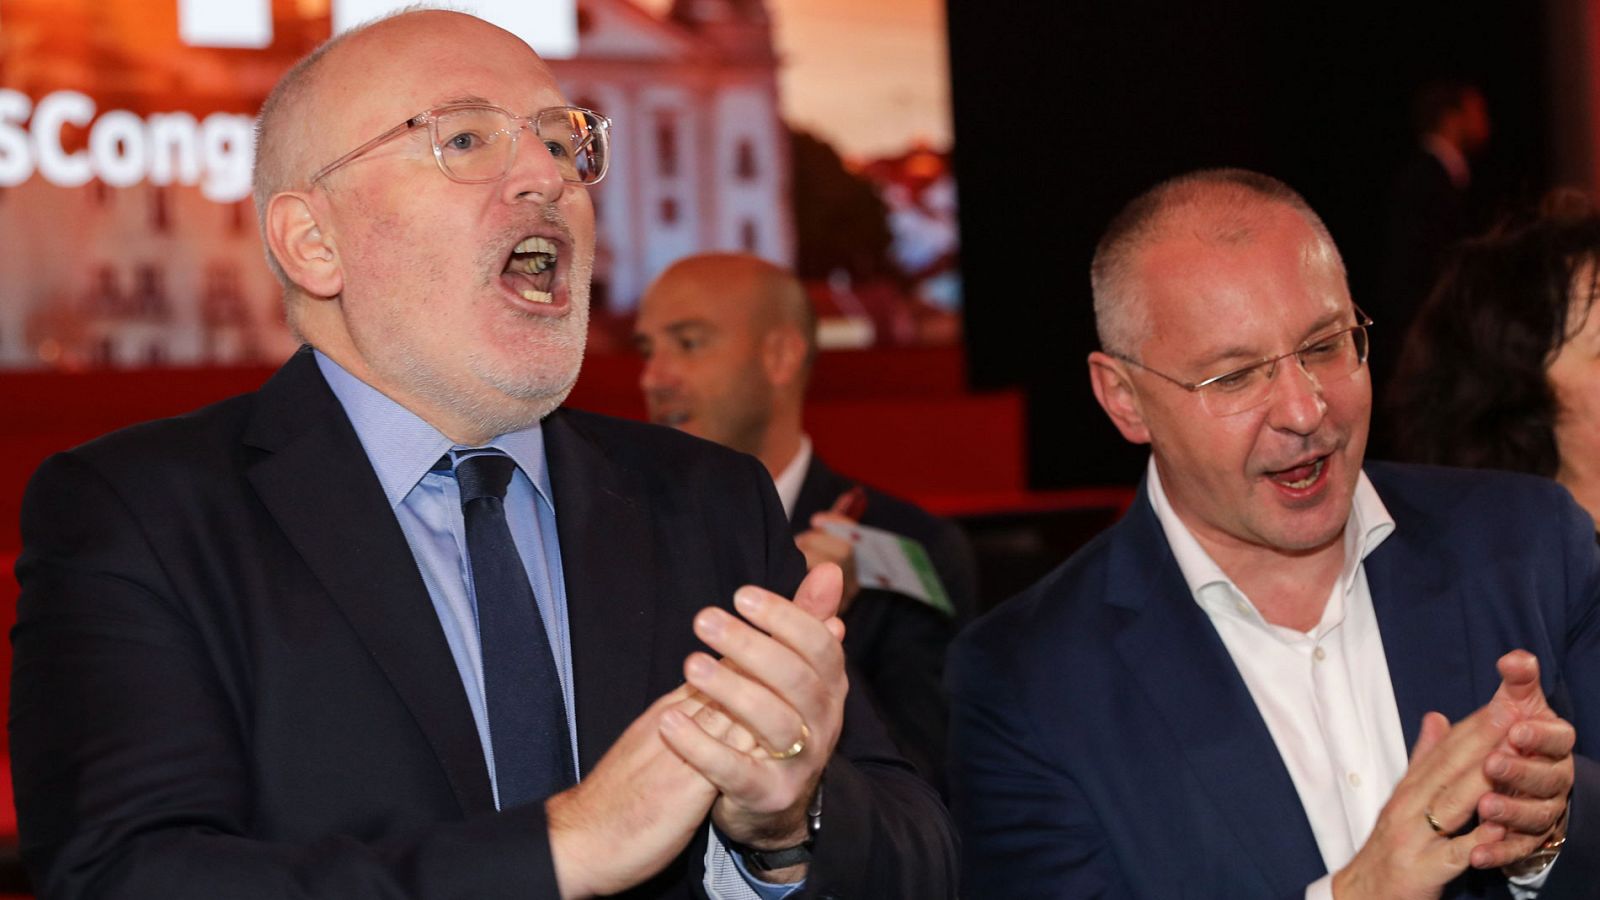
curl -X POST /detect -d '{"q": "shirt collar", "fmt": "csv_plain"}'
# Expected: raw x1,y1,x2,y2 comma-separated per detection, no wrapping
1423,134,1471,189
1145,456,1395,612
772,434,813,521
314,350,554,510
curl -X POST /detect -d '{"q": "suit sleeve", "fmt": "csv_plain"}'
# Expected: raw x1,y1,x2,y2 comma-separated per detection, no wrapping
11,452,564,900
844,596,954,794
843,503,975,794
1539,490,1600,897
739,455,959,900
946,628,1134,899
927,517,979,626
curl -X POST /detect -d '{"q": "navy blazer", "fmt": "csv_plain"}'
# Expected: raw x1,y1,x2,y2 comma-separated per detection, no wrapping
11,348,957,899
948,462,1600,899
790,454,977,793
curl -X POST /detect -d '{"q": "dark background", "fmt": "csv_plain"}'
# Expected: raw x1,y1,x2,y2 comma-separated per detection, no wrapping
947,1,1553,488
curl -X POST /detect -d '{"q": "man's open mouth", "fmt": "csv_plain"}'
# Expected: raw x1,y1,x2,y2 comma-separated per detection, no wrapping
502,236,560,303
1267,456,1327,490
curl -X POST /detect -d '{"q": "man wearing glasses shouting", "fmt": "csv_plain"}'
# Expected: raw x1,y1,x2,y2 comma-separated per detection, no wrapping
9,9,954,899
949,169,1599,898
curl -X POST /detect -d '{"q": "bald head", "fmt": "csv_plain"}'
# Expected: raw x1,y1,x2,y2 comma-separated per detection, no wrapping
634,254,816,473
651,253,817,365
253,10,558,292
250,8,598,446
1090,168,1345,357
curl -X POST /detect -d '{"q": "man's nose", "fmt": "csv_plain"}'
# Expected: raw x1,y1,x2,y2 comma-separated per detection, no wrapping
501,128,567,204
638,350,675,395
1265,355,1327,434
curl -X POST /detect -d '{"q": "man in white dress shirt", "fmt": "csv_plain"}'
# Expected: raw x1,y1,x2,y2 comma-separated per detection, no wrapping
947,168,1597,899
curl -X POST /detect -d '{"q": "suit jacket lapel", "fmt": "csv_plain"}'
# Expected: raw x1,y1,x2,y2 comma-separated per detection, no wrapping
543,411,657,776
1364,479,1479,748
242,349,495,816
790,455,844,534
1108,488,1327,892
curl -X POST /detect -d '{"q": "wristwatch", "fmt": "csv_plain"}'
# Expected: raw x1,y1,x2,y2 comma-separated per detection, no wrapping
729,778,824,872
1503,805,1569,880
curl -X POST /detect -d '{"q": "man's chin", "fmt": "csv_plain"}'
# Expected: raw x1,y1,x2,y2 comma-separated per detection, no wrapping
674,422,713,442
648,412,698,434
463,347,583,425
1255,504,1352,555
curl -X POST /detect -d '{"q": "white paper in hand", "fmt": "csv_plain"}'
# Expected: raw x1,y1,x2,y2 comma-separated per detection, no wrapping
819,520,954,617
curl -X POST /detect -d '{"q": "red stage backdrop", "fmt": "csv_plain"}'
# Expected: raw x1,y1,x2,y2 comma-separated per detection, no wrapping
0,0,960,370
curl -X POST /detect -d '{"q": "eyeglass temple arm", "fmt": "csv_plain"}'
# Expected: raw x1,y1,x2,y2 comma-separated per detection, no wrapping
310,117,424,184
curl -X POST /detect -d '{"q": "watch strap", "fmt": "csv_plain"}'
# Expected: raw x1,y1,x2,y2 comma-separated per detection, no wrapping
738,841,813,872
723,777,825,873
1503,804,1569,880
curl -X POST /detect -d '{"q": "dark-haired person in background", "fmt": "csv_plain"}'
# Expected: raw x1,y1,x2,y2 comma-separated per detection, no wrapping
1388,192,1600,534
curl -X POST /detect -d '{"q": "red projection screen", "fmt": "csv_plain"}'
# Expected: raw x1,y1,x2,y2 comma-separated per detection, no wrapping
0,0,961,370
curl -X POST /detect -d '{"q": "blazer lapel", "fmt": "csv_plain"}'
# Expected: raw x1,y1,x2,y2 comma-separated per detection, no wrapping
1364,488,1480,748
789,454,844,534
543,411,657,776
241,349,495,816
1108,489,1327,892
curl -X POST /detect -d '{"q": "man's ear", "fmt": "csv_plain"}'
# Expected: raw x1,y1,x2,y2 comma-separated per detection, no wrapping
1088,351,1152,445
762,326,808,388
265,192,343,299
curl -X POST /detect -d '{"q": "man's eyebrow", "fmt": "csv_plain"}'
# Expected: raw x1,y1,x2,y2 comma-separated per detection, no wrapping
1297,310,1348,342
1186,309,1354,372
435,95,494,107
633,319,711,348
1188,343,1268,372
664,320,712,336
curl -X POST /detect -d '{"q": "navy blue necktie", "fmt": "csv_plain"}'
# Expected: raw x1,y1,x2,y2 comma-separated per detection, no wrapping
454,451,574,808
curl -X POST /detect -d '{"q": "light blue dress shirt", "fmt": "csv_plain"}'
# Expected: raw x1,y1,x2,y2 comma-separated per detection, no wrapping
314,352,798,899
316,352,578,798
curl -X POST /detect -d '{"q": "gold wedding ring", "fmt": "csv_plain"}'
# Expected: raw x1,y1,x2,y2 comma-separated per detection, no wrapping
1424,810,1446,835
768,723,810,760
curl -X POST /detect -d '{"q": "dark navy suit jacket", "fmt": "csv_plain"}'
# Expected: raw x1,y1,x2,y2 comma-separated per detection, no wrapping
10,348,956,899
948,462,1600,899
790,455,977,793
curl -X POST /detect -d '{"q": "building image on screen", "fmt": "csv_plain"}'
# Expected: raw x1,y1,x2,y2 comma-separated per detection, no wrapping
0,0,960,369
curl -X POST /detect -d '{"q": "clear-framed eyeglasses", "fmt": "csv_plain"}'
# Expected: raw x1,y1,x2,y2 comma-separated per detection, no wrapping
1110,310,1374,417
309,103,612,188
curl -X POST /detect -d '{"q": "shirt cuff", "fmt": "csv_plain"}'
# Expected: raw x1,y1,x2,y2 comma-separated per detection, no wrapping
1299,855,1555,900
702,823,806,900
1506,852,1556,900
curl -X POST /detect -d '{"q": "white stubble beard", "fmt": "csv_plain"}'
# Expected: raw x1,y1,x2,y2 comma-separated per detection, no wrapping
455,219,594,437
374,209,596,442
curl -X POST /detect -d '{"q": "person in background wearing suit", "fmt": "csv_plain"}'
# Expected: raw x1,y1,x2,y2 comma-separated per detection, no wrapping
1374,80,1493,400
633,253,977,793
9,10,955,899
948,168,1597,899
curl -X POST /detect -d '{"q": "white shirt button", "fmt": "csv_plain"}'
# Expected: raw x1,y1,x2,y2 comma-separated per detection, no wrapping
1314,647,1327,662
1347,772,1362,788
